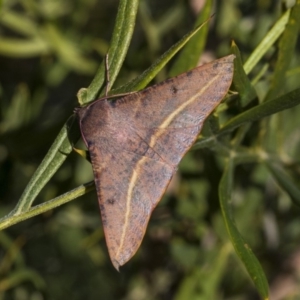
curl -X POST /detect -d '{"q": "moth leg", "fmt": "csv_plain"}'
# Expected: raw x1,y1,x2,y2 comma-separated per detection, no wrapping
73,147,91,163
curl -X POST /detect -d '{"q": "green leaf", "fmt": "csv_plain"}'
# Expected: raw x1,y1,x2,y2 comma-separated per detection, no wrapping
219,158,269,299
10,120,76,214
112,20,211,94
0,232,25,268
243,9,290,75
265,161,300,207
220,87,300,135
0,181,95,231
175,245,230,300
0,38,49,57
169,0,213,77
10,0,140,215
0,10,38,36
265,2,300,101
0,269,45,291
231,41,257,107
84,0,140,104
43,24,96,74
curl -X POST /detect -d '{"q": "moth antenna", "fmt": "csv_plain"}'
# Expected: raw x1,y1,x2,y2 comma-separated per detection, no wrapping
105,54,110,97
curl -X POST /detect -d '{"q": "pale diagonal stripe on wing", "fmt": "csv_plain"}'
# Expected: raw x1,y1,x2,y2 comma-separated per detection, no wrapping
115,73,222,261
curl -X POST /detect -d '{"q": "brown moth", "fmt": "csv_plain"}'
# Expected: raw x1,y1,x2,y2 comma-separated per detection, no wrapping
76,54,235,270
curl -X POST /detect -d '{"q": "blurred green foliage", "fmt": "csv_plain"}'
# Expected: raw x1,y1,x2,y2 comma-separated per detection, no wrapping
0,0,300,299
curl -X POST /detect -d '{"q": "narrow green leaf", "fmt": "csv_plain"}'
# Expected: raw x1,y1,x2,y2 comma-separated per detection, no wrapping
0,10,38,37
169,0,213,77
220,87,300,135
243,10,290,75
265,1,300,101
43,24,96,74
219,158,269,299
0,182,94,230
10,0,139,215
11,120,76,214
175,245,230,300
84,0,140,104
0,232,25,269
265,161,300,207
0,269,45,290
0,38,49,57
231,41,257,107
113,20,211,94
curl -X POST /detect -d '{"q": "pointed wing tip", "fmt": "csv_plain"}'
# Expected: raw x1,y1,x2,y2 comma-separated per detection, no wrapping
112,259,121,271
111,256,131,271
222,54,236,63
110,249,136,271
